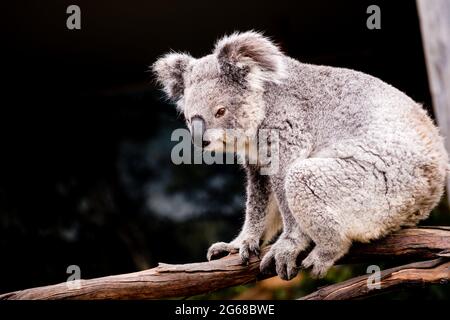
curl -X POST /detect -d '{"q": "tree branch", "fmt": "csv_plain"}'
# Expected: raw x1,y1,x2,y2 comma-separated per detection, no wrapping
0,227,449,300
300,258,450,300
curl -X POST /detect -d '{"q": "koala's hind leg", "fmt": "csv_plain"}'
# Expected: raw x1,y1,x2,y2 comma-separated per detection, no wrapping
284,157,385,278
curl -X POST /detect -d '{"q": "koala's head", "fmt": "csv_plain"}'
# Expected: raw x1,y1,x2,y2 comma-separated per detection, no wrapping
152,31,286,152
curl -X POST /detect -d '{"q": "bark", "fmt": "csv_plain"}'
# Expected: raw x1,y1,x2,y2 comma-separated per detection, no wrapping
300,258,450,300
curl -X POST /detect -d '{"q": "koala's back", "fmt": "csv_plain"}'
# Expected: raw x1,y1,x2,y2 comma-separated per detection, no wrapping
267,57,448,240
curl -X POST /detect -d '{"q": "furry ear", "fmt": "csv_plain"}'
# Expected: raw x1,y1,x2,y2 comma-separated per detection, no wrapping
152,53,193,101
213,31,286,88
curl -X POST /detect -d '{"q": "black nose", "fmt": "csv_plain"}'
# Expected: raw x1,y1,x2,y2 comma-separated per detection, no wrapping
202,140,211,147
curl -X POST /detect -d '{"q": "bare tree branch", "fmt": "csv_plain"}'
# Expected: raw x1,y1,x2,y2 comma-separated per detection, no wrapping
300,258,450,300
0,227,449,300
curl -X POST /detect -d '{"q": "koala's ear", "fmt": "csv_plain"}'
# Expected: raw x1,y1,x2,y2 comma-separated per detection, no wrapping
152,53,193,101
213,31,286,87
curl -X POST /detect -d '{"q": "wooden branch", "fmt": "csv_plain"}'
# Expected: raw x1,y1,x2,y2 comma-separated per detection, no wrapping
339,226,450,263
0,227,449,300
300,258,450,300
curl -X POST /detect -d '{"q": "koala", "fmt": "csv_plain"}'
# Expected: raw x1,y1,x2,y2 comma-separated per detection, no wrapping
153,31,449,280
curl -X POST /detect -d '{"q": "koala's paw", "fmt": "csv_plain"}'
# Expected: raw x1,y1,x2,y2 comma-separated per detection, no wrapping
301,249,334,278
207,242,238,261
207,237,260,265
260,238,301,281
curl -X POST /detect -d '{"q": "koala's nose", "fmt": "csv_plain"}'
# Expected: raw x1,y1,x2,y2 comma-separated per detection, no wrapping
191,115,207,148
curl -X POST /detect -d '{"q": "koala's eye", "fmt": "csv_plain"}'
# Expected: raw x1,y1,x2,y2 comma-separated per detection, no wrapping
215,107,226,118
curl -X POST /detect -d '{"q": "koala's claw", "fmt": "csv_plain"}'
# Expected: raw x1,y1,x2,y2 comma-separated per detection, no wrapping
301,250,333,278
207,238,260,264
207,242,237,261
239,238,260,265
260,251,298,281
260,239,301,281
259,250,275,274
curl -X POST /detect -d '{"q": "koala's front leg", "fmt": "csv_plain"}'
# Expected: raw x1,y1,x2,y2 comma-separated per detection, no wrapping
260,178,312,280
207,168,271,264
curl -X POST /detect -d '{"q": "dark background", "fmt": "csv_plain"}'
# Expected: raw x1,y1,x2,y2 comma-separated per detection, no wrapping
1,0,448,298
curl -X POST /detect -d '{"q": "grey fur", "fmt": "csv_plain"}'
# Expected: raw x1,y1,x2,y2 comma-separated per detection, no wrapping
153,31,449,279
